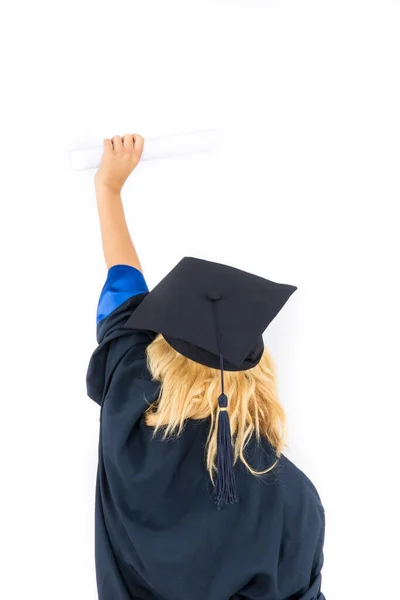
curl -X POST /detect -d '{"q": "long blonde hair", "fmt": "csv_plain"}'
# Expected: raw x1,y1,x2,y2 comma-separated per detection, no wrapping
145,334,286,481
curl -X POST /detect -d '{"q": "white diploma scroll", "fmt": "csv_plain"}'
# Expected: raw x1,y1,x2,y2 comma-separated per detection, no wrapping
70,130,219,170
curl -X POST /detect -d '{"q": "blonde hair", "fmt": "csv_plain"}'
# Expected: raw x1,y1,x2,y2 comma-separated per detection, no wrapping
145,334,286,481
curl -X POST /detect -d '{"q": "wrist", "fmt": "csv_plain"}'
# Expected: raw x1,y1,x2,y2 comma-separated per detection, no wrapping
95,181,122,197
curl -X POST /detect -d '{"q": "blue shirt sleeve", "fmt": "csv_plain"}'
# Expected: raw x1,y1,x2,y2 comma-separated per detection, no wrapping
87,265,152,405
97,264,149,324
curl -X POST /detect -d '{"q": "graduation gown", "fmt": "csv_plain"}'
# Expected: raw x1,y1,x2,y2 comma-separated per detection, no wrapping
86,265,326,600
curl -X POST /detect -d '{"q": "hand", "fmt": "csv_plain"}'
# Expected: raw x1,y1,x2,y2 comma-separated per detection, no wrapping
94,134,144,193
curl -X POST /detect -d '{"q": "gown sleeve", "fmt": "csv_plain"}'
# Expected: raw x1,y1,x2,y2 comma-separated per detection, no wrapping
86,264,155,406
297,510,326,600
288,496,326,600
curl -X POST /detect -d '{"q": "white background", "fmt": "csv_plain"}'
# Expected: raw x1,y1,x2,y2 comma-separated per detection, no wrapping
1,1,399,598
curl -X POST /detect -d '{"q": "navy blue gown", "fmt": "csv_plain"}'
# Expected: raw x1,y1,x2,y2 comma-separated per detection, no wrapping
86,265,326,600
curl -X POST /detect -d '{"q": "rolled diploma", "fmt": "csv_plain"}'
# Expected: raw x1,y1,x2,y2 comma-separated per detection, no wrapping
70,130,218,170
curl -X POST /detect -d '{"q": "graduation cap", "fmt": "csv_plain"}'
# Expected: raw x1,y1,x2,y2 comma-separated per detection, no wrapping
125,257,297,507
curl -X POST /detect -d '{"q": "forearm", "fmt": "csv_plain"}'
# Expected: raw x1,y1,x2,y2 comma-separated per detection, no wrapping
95,183,143,272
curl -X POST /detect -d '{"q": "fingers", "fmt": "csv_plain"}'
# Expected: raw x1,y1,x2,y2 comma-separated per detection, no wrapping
103,138,113,153
122,134,134,150
111,133,144,158
132,134,144,157
111,135,123,152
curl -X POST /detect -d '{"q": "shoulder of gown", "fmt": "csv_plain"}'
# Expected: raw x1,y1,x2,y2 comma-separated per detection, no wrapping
86,264,156,406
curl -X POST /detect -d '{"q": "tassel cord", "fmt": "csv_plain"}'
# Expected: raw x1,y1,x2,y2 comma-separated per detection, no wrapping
211,300,225,399
209,297,238,508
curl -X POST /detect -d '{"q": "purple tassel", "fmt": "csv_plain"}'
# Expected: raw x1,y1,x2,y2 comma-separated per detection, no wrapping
213,393,238,509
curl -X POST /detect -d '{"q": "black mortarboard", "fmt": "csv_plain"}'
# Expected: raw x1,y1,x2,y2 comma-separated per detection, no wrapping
125,257,297,507
125,257,297,371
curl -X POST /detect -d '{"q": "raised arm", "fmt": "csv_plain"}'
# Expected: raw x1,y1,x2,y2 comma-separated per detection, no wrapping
94,134,144,271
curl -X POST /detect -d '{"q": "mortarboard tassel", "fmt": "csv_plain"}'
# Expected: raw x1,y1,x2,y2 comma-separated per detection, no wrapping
208,292,238,509
214,391,238,508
